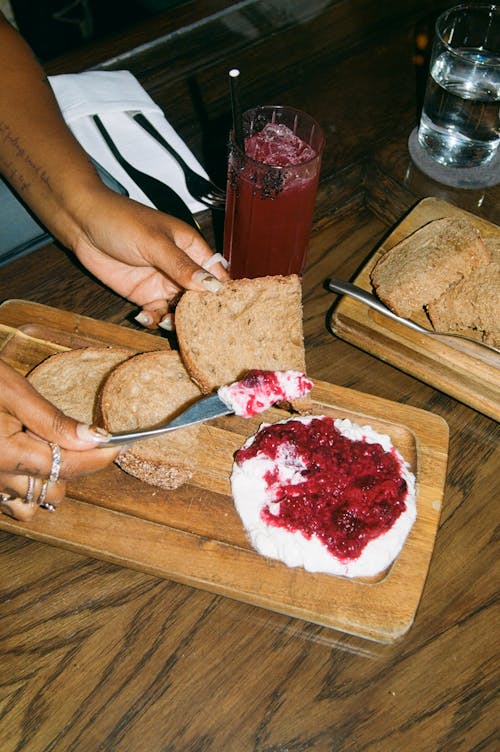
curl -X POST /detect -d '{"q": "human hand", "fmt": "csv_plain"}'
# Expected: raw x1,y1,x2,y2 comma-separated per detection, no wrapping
0,359,119,521
72,190,230,329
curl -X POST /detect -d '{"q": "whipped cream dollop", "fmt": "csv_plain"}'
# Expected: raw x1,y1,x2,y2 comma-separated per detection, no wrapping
231,416,416,579
217,370,313,418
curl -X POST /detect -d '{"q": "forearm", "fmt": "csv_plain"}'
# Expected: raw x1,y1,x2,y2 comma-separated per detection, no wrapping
0,14,106,248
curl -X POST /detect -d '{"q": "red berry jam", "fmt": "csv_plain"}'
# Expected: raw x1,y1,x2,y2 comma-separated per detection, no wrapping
235,417,408,561
235,370,312,417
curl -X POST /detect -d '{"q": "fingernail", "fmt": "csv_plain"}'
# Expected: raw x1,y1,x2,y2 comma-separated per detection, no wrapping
134,311,153,326
202,252,229,271
159,314,174,331
193,270,223,293
76,424,112,442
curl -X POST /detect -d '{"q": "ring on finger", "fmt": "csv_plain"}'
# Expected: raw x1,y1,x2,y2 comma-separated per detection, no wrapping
36,480,56,512
24,475,36,504
48,442,62,484
37,480,49,507
0,491,14,503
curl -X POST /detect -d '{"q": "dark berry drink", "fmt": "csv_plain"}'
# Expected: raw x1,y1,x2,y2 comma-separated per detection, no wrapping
223,106,324,278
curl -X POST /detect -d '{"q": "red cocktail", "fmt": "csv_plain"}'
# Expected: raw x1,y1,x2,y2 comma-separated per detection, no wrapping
223,106,324,279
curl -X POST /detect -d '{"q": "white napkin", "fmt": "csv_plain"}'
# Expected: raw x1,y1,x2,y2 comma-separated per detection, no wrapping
48,70,208,214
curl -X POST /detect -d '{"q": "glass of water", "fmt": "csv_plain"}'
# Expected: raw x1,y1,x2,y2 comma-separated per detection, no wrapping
417,3,500,169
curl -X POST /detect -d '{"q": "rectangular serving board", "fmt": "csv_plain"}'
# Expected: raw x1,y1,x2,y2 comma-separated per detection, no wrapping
0,299,449,643
330,197,500,421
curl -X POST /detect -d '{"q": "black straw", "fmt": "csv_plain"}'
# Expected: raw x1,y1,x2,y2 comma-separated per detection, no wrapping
229,68,244,151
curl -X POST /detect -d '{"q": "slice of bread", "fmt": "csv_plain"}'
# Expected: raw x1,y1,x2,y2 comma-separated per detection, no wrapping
99,350,204,489
175,275,309,408
370,217,490,318
426,238,500,348
28,346,134,424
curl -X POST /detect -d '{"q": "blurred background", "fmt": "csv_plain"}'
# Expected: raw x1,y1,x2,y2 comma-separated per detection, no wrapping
3,0,188,60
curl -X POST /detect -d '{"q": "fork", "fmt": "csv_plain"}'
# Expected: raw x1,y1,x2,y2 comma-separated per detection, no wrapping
128,111,226,210
93,114,202,233
327,277,500,359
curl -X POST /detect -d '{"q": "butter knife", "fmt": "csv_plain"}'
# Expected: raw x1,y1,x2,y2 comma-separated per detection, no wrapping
328,277,500,359
92,115,201,232
102,393,232,446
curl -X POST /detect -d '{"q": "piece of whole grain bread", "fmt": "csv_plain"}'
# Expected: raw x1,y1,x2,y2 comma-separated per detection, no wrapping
28,346,134,424
174,275,309,409
370,217,491,318
99,350,204,489
426,237,500,348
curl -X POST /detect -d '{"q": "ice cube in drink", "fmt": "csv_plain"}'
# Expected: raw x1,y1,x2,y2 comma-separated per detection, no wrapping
223,109,324,279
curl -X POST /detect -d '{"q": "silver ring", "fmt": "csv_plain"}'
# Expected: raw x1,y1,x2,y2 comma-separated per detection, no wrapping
202,252,229,271
48,443,62,484
37,480,49,507
24,475,35,504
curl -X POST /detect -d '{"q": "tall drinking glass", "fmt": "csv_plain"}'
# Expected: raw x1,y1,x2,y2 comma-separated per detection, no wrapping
417,3,500,168
223,106,325,279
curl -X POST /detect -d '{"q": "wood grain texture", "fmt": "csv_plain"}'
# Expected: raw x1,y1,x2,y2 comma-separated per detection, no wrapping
0,301,448,642
1,1,499,750
331,199,500,420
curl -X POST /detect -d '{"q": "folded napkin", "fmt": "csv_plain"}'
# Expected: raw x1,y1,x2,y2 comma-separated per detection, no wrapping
49,70,209,214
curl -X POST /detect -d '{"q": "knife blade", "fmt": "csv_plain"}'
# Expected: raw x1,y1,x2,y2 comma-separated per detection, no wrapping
92,115,202,233
102,393,233,446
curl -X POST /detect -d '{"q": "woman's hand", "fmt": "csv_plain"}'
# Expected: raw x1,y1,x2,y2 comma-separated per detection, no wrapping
0,14,230,333
71,189,230,329
0,360,119,521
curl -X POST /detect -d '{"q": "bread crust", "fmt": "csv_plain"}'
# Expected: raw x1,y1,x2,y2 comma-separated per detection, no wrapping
370,217,490,318
175,275,308,403
27,346,135,425
99,350,204,490
426,246,500,347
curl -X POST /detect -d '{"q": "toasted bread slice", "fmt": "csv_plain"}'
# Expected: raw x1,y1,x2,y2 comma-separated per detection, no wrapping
370,217,490,318
426,245,500,348
27,346,134,424
99,350,204,489
175,274,309,409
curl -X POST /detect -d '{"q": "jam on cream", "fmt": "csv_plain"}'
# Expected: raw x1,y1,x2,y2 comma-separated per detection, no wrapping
218,370,313,418
231,416,416,579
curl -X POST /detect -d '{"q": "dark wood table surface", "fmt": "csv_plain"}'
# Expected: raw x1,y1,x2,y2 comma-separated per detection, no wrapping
1,2,498,750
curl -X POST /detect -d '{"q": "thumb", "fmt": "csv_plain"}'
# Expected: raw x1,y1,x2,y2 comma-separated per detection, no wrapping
2,361,110,450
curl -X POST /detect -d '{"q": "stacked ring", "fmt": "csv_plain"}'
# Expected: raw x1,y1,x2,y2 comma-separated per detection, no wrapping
24,475,35,504
48,442,62,484
38,442,61,511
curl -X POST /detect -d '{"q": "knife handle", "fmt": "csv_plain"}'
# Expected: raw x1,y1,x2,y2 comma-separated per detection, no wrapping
92,115,201,234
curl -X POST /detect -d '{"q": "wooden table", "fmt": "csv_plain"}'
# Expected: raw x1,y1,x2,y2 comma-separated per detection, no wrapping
1,2,498,749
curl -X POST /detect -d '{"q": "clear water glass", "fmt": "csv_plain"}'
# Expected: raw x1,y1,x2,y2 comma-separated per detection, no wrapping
418,3,500,168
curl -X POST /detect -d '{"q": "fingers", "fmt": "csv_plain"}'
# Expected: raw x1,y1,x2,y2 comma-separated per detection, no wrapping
200,252,229,275
1,360,101,446
0,359,120,482
135,249,230,330
0,439,119,521
0,473,66,521
141,218,230,293
0,437,119,522
54,444,121,479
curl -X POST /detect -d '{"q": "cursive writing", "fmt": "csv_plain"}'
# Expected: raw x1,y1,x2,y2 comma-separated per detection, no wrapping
0,118,52,195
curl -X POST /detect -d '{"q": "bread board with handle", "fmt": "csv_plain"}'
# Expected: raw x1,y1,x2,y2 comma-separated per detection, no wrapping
0,299,449,643
330,198,500,421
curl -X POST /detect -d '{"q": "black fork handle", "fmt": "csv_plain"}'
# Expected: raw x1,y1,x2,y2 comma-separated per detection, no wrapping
132,112,190,172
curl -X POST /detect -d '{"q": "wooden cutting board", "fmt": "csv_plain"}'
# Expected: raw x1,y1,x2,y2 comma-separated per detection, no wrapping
331,198,500,421
0,300,449,643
